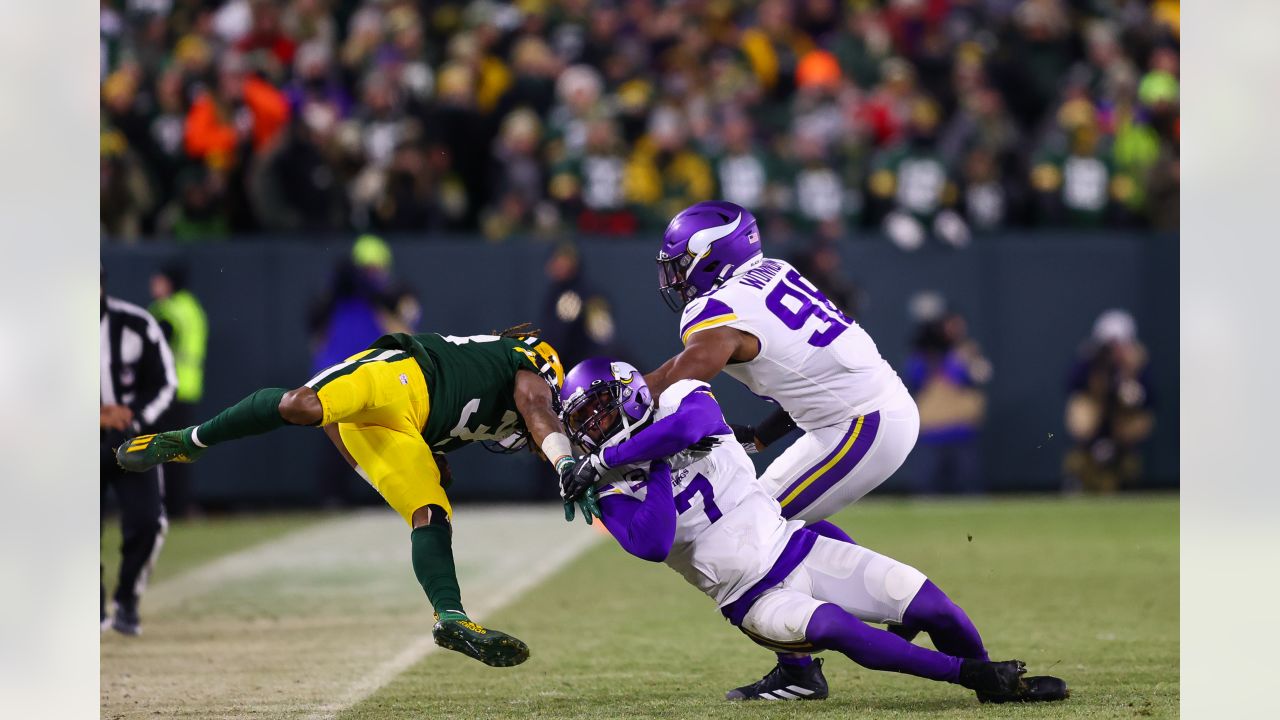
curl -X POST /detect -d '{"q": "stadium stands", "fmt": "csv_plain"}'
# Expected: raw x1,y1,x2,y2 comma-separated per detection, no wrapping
100,0,1179,242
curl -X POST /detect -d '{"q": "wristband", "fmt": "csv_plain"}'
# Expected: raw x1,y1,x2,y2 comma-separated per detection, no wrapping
755,408,797,447
542,432,573,472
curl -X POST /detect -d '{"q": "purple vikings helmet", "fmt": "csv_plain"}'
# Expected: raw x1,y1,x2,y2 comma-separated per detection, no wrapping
657,200,763,311
559,358,654,452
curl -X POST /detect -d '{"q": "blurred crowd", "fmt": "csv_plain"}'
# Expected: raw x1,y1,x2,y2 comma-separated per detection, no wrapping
101,0,1180,245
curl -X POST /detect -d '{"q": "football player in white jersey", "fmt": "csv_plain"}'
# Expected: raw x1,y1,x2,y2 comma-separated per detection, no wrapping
557,357,1066,704
642,200,922,692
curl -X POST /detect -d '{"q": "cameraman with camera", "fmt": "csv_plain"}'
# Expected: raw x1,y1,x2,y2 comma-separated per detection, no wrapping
1063,309,1154,493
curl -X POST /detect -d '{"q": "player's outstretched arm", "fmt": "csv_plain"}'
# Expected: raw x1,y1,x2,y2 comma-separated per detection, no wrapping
513,368,571,468
600,390,730,469
643,326,756,399
514,369,601,523
597,461,677,562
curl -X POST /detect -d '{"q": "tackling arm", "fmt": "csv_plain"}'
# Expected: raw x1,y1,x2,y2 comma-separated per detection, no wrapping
643,326,757,399
601,390,730,468
513,369,571,469
597,461,677,562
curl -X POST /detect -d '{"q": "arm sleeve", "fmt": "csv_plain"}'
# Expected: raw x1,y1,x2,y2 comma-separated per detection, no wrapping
602,391,730,468
597,462,677,562
129,316,179,432
754,407,797,447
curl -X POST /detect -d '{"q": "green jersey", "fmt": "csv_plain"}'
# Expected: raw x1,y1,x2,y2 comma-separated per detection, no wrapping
368,332,559,452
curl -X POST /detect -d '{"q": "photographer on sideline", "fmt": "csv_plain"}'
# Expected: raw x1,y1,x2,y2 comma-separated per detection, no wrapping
1063,309,1154,493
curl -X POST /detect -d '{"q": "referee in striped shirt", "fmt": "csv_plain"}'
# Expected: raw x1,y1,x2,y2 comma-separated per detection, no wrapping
101,277,177,636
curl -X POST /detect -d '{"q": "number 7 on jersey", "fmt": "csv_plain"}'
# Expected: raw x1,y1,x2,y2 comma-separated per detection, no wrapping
675,473,723,523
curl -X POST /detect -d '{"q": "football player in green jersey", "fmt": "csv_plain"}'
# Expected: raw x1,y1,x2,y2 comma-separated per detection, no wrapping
116,325,599,667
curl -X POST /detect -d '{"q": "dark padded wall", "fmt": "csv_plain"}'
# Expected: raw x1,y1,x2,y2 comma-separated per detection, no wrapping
102,233,1177,508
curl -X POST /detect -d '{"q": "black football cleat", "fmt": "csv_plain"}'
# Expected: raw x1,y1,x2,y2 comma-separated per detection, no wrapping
958,658,1025,699
432,613,530,668
110,602,142,637
726,658,829,701
980,675,1070,704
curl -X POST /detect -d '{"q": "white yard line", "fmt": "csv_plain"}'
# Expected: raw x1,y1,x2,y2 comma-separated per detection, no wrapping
302,520,600,720
139,510,409,613
102,505,602,720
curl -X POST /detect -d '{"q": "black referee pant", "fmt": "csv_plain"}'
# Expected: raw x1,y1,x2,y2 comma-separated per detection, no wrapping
101,435,167,618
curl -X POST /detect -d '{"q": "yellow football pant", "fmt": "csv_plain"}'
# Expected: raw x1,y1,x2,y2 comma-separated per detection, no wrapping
306,349,446,524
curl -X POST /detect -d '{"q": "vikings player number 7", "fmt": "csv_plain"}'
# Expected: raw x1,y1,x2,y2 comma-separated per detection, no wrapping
765,269,852,348
675,473,723,523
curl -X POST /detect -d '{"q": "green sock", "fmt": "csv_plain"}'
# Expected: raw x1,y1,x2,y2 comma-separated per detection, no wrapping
193,388,290,446
411,524,466,617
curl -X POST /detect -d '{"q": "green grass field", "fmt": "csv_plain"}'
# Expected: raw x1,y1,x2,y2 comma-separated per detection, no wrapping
101,512,328,586
102,496,1178,719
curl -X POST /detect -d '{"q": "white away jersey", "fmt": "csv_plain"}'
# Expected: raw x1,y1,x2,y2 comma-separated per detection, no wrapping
599,380,803,606
678,258,908,430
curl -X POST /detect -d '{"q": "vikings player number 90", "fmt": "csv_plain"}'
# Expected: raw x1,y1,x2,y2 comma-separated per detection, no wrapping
763,269,852,348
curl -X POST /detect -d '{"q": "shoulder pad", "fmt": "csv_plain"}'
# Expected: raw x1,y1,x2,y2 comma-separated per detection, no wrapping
679,296,739,344
658,378,713,413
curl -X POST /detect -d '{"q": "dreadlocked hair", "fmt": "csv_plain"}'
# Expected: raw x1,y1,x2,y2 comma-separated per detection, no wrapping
493,322,541,339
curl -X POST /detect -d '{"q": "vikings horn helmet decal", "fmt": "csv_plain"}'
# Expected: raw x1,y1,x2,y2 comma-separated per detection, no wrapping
559,358,653,451
656,200,762,311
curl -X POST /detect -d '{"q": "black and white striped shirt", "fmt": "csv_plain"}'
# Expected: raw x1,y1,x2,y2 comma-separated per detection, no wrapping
101,295,178,434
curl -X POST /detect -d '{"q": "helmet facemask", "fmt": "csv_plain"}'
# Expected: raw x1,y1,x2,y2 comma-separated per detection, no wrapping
657,252,698,312
561,380,652,453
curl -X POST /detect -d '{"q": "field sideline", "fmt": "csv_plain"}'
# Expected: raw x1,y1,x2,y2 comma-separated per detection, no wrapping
102,496,1178,719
